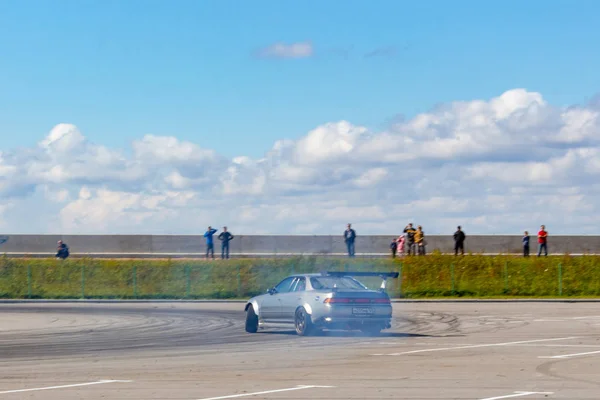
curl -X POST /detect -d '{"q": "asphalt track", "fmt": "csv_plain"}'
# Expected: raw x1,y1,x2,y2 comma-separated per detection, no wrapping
1,302,600,399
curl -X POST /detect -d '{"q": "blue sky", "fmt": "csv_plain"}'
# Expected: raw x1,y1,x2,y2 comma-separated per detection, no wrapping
1,1,600,234
1,0,599,158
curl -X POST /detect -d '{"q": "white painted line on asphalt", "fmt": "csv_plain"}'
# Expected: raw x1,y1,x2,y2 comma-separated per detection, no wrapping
479,391,553,400
371,337,579,356
539,349,600,359
572,316,600,320
533,319,565,322
0,380,132,395
517,344,600,348
376,342,408,345
407,343,600,349
195,385,335,400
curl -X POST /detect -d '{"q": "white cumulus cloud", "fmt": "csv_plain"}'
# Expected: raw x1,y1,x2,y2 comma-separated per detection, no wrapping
1,88,600,235
256,41,314,59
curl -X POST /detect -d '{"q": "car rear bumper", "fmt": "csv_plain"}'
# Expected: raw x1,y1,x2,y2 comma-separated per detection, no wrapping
313,316,392,330
314,304,392,319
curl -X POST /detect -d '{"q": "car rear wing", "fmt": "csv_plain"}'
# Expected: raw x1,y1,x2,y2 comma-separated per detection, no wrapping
323,271,399,292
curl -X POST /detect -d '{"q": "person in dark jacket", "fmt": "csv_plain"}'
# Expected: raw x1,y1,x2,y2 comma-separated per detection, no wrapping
390,238,398,258
218,226,234,259
55,240,69,260
204,226,218,259
403,223,416,255
523,231,530,257
344,223,356,257
454,226,466,255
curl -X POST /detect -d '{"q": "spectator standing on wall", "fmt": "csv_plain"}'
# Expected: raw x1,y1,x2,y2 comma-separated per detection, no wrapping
523,231,530,257
415,225,426,255
396,234,406,257
537,225,548,257
403,223,416,255
454,226,466,255
55,240,69,260
204,226,218,259
218,226,234,259
390,238,398,258
344,223,356,257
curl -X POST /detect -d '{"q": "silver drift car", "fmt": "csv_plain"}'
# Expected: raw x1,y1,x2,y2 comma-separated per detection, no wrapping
244,271,398,336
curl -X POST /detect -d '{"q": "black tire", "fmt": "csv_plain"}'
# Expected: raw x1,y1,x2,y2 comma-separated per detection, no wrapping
245,305,259,333
294,307,314,336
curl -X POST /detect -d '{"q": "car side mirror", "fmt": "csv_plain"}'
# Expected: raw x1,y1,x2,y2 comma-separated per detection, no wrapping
267,288,277,295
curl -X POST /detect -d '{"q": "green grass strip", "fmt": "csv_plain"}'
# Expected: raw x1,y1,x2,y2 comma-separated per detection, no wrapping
0,254,599,299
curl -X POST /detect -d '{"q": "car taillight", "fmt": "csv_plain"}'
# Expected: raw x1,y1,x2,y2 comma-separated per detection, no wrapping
324,298,350,304
324,298,391,304
373,298,391,304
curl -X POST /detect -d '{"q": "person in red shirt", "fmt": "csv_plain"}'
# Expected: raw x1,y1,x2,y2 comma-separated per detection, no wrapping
537,225,548,257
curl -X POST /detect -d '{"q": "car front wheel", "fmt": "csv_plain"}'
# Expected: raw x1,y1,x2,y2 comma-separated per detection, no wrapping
294,307,314,336
245,305,259,333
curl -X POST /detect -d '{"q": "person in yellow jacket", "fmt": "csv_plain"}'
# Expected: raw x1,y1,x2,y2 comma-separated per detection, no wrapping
415,225,426,255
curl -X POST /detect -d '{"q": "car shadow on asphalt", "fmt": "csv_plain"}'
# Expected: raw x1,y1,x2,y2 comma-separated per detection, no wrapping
258,330,459,338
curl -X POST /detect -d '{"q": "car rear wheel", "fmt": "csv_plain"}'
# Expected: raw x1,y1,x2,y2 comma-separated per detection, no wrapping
294,307,313,336
245,305,259,333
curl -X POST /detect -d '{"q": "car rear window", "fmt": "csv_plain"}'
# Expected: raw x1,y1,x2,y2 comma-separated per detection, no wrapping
310,276,367,290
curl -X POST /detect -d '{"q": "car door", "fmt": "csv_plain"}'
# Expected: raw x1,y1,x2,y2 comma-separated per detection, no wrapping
260,277,295,321
278,277,306,323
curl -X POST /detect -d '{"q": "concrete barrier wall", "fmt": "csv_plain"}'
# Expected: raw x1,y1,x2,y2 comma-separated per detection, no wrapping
0,234,599,257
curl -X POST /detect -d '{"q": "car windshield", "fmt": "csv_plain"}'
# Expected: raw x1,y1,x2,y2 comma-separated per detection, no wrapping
310,276,367,290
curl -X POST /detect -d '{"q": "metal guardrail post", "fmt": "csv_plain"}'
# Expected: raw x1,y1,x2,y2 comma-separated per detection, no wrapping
237,265,241,298
558,263,563,296
451,263,456,295
504,261,508,293
81,264,86,299
133,265,138,298
27,265,32,299
397,263,403,298
185,265,191,299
